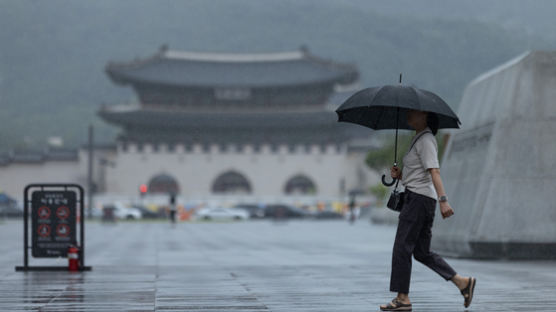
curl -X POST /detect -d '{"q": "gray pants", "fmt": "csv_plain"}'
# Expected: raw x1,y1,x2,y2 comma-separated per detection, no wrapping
390,190,457,293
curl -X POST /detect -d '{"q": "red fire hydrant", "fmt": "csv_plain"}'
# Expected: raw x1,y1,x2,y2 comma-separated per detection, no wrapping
68,245,80,272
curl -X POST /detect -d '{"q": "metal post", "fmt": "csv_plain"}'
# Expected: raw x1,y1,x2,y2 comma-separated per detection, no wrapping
87,125,94,219
78,185,85,269
23,186,29,269
394,107,399,165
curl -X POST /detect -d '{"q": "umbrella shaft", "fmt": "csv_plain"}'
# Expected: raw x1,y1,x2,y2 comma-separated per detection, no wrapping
394,107,399,164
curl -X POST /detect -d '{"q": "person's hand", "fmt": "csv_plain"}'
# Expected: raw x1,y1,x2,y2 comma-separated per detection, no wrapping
391,166,401,179
440,202,454,219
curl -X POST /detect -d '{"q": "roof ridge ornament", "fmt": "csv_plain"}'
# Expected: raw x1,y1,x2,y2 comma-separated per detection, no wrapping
163,50,305,63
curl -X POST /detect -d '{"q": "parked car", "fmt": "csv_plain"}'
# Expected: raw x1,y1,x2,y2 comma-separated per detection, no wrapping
0,203,23,218
90,207,104,219
0,193,23,218
195,207,249,221
233,204,265,219
314,210,344,220
131,204,162,219
103,202,142,220
263,204,311,219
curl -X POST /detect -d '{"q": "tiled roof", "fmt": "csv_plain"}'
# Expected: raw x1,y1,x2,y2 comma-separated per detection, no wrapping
100,109,338,128
99,106,374,145
0,149,79,166
106,47,358,88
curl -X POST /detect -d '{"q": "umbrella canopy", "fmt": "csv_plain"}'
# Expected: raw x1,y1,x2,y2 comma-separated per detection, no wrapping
335,85,461,130
335,83,461,186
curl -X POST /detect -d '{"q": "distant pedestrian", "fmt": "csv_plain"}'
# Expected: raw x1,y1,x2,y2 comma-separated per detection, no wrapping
380,110,476,311
169,193,177,226
348,194,356,224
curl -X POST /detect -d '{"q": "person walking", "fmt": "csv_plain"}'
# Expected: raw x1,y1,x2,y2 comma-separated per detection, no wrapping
169,193,177,226
348,194,357,224
380,109,476,311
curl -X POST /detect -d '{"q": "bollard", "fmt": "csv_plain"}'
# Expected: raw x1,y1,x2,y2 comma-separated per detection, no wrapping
68,245,80,272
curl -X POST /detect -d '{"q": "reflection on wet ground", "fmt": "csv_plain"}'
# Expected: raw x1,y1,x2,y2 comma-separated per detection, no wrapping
1,220,556,311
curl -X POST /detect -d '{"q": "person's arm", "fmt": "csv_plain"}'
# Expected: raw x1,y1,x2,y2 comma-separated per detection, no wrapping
429,168,454,219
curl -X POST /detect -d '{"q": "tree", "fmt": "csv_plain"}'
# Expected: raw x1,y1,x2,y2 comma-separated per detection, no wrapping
365,134,413,171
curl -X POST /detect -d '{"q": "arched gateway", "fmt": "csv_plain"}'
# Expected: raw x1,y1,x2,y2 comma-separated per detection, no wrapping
147,174,180,194
284,174,317,195
212,171,252,194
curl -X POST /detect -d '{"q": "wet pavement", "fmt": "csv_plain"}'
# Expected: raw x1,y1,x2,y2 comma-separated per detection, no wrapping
1,218,555,311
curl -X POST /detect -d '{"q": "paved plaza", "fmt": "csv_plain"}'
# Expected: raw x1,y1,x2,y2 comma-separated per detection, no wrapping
0,218,555,311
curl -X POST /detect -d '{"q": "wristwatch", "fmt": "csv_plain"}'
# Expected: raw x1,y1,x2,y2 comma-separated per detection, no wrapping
439,195,448,203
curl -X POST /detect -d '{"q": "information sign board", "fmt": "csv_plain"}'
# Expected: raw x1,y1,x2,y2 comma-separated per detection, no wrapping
31,191,76,257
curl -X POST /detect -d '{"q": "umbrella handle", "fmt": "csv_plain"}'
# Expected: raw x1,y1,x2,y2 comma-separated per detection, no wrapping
381,175,397,187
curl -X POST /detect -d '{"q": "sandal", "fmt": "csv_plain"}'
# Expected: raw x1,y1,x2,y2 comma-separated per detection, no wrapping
460,277,476,308
380,298,412,311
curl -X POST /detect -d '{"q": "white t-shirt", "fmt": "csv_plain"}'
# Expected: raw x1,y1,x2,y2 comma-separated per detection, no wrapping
401,128,439,200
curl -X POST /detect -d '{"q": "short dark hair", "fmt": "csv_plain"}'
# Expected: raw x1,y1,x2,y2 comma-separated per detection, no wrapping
427,113,439,136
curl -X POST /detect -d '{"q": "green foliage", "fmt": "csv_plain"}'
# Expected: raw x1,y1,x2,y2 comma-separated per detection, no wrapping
369,183,389,206
437,133,449,162
366,134,413,171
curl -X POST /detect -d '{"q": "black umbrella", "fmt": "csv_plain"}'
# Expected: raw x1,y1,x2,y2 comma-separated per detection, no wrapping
335,75,461,186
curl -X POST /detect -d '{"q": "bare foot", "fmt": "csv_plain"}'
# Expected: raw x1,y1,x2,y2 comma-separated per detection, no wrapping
451,274,471,290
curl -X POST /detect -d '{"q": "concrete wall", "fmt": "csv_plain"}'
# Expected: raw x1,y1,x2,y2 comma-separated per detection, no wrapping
432,51,556,259
0,161,83,203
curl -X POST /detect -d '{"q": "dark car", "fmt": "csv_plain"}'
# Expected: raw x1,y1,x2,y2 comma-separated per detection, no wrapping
131,205,163,219
314,210,344,220
0,193,23,218
264,204,311,219
234,204,265,219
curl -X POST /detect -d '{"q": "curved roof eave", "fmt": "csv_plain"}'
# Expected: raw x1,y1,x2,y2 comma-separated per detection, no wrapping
98,109,360,131
106,72,346,89
105,49,359,88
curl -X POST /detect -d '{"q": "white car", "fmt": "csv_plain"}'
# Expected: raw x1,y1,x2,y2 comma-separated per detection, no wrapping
104,202,142,220
195,207,249,221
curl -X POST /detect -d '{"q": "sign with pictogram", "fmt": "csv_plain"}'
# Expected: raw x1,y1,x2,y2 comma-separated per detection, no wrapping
31,191,76,257
56,224,70,237
16,184,90,272
38,206,51,219
56,206,70,220
37,224,51,237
